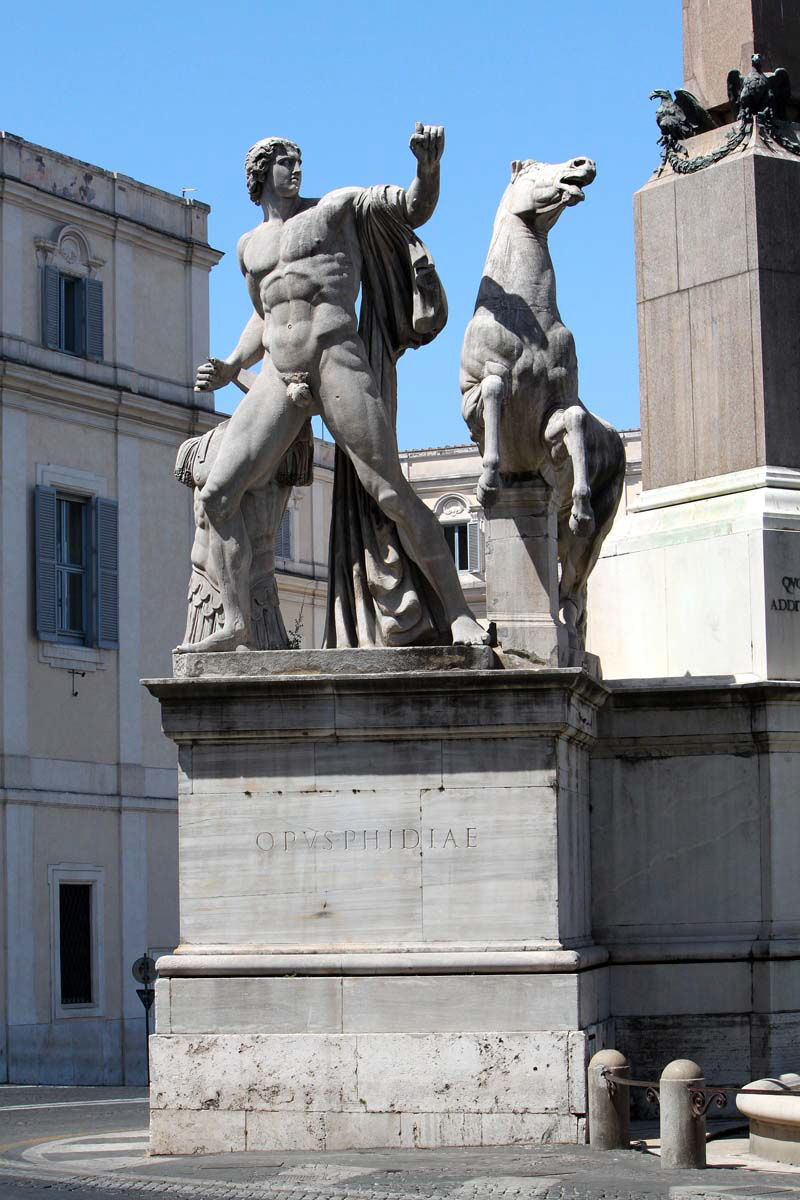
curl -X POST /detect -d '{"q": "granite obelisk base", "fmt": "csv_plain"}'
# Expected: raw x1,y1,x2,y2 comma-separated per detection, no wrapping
145,650,610,1153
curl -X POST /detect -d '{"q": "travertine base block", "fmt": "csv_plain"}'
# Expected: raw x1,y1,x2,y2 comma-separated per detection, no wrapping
145,658,608,1152
587,468,800,680
149,1022,595,1152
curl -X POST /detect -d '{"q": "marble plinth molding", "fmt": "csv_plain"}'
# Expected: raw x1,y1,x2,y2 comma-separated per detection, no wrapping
587,466,800,681
144,653,611,1152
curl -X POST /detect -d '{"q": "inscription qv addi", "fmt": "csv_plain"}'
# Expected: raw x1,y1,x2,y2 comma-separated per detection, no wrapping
255,828,478,852
772,576,800,613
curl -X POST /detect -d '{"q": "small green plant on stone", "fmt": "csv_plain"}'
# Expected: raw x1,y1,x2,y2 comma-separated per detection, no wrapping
286,602,305,650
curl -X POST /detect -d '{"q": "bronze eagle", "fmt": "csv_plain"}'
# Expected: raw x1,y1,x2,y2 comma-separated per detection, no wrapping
728,55,791,122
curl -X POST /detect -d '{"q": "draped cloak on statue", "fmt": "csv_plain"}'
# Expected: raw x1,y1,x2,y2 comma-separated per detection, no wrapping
323,184,450,648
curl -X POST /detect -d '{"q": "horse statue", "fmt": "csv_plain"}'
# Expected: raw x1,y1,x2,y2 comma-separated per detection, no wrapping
460,155,625,662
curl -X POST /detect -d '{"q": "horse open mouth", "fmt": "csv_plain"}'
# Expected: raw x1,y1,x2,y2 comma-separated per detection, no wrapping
559,181,586,204
560,162,596,203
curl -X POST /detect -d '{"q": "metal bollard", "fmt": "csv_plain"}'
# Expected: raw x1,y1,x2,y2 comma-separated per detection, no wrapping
588,1049,631,1149
660,1059,706,1169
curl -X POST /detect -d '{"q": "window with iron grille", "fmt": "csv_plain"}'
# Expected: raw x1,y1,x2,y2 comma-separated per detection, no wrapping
58,883,93,1005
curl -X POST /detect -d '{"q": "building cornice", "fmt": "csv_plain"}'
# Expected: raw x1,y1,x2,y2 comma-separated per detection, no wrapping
0,339,215,411
1,357,222,441
0,175,223,269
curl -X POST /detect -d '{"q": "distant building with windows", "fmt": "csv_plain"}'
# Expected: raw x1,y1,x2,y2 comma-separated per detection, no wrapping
0,131,223,1084
399,433,643,630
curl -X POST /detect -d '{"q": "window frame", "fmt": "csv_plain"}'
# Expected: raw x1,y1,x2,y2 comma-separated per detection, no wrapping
435,495,483,576
41,264,104,360
443,521,470,571
48,864,105,1020
55,494,90,645
275,505,293,563
34,465,113,671
58,273,86,356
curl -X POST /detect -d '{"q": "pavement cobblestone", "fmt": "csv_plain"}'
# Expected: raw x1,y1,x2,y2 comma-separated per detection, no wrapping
1,1163,799,1200
0,1089,797,1200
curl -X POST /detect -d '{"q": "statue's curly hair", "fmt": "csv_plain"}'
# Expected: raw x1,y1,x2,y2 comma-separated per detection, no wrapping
245,137,302,204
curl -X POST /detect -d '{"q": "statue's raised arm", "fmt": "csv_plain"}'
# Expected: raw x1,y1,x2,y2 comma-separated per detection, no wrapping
405,122,444,228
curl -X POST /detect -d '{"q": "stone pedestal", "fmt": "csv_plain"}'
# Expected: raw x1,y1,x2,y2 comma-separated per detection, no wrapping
484,476,565,667
588,126,800,682
587,466,800,680
144,650,610,1153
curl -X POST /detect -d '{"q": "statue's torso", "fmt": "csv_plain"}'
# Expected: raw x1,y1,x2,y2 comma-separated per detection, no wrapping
242,191,363,374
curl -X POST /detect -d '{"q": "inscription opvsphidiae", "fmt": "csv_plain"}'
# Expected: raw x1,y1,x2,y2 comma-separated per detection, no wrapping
255,827,477,852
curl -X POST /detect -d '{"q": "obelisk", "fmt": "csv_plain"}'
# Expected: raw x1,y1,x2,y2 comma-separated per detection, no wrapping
588,0,800,680
683,0,800,117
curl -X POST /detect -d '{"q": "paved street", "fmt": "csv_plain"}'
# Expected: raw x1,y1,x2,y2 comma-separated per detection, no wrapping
0,1087,797,1200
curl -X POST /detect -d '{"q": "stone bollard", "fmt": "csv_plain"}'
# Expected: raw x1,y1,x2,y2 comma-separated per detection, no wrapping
588,1049,631,1149
660,1059,706,1169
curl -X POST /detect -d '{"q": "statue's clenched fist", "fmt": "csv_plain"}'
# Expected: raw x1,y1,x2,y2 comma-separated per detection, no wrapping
194,357,238,392
410,122,445,170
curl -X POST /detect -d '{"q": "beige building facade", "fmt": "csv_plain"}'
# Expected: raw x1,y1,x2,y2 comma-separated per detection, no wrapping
0,133,223,1084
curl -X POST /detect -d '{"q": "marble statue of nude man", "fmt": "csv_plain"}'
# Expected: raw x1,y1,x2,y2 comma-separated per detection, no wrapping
193,124,488,650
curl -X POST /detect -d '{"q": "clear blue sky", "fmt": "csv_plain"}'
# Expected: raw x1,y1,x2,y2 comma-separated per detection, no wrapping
5,1,682,447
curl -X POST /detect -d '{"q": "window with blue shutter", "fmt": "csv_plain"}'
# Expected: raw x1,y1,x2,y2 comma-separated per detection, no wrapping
276,508,292,561
467,518,481,573
35,486,59,641
94,498,119,649
42,267,61,350
41,270,103,360
34,487,118,649
85,278,104,360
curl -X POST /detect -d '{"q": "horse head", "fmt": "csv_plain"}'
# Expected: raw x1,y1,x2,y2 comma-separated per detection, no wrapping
503,156,596,232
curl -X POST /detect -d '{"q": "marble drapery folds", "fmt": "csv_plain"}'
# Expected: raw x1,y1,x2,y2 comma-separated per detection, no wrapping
324,185,450,648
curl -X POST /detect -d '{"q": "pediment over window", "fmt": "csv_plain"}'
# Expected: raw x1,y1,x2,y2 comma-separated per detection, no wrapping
434,494,468,520
35,225,105,278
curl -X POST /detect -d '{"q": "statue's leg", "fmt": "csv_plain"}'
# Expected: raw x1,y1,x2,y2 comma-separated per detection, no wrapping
544,405,595,537
242,485,292,650
187,366,309,651
476,363,508,507
556,518,587,666
320,339,488,646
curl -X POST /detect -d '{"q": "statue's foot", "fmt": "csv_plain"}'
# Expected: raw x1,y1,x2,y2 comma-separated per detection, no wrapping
175,623,249,653
569,510,595,537
476,466,500,508
451,614,491,646
569,491,595,538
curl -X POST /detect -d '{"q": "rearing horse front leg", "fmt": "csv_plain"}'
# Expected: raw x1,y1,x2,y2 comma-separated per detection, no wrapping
476,362,508,508
544,404,595,537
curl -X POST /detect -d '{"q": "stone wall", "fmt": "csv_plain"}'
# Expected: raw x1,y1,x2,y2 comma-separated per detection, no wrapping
591,678,800,1111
